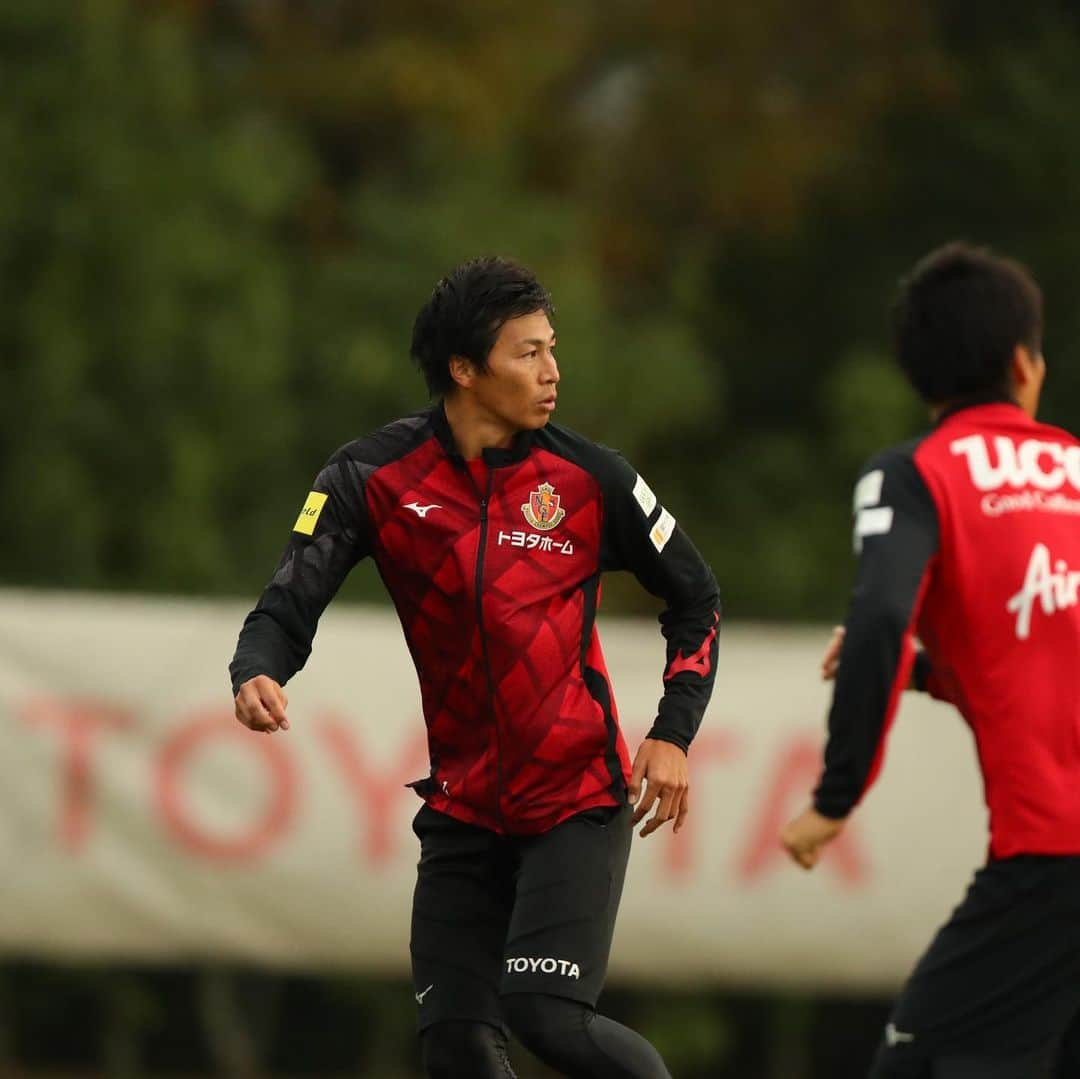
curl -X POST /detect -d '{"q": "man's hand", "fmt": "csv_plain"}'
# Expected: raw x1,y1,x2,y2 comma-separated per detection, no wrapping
234,675,290,734
780,805,845,870
628,738,689,838
821,625,845,680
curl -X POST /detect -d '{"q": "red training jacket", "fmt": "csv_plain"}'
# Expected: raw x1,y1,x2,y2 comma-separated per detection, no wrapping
816,401,1080,859
231,405,720,835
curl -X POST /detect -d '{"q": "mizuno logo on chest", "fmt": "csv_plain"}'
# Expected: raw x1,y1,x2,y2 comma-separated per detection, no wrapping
404,502,442,519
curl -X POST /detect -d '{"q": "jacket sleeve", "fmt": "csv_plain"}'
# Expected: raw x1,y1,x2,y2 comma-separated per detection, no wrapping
229,449,372,696
597,452,721,752
814,447,939,819
911,650,955,703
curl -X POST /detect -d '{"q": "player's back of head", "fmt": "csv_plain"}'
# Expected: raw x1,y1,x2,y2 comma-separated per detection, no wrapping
892,242,1043,406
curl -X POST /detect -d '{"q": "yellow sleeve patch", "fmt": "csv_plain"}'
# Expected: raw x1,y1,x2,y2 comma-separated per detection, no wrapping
293,491,328,535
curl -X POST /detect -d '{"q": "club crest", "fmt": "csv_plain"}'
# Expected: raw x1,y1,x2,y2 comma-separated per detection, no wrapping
522,483,566,531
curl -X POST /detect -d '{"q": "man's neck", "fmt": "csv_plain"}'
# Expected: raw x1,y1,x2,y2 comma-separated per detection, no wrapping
930,391,1021,424
443,393,516,461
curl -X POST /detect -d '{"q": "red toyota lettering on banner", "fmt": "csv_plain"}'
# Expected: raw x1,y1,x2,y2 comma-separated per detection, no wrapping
156,710,298,861
17,695,874,889
737,734,869,887
318,716,430,866
21,697,132,853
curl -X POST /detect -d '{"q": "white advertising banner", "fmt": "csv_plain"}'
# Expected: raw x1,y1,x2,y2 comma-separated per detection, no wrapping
0,590,987,991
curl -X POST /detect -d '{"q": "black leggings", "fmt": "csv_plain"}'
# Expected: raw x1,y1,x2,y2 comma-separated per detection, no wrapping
421,994,671,1079
503,993,671,1078
869,1040,1063,1078
420,1021,516,1079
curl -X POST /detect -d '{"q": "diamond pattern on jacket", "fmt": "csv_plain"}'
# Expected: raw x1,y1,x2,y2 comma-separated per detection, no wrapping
365,441,628,832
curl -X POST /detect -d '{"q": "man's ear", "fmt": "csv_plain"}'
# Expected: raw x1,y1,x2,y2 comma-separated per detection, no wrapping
1009,343,1039,390
448,355,475,391
1010,343,1047,419
1008,343,1047,420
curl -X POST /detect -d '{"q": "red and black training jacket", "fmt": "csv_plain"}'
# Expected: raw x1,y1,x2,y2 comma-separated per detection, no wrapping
231,404,721,835
816,401,1080,859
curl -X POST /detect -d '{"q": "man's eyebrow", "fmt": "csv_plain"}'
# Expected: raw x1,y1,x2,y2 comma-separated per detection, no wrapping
517,334,557,347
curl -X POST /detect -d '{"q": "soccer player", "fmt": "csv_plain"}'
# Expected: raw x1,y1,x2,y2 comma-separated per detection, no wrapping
781,242,1080,1078
229,257,720,1079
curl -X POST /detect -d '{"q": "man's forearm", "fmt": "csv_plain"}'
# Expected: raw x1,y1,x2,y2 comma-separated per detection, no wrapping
229,607,311,696
813,600,918,818
650,593,720,751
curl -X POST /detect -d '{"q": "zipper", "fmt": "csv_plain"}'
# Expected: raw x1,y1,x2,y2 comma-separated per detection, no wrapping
469,465,504,830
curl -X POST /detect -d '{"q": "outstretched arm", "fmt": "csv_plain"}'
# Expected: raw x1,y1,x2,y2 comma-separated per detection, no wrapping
782,447,939,869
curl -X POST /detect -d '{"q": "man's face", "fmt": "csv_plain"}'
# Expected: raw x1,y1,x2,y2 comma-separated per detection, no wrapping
470,310,559,433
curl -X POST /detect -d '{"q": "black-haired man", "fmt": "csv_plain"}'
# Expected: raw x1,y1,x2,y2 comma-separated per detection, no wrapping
782,243,1080,1078
230,257,721,1078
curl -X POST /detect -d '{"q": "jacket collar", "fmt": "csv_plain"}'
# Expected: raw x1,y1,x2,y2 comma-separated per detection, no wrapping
429,401,537,468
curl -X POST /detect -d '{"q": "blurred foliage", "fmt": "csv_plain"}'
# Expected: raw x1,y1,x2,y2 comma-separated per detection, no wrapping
8,2,1080,1074
6,0,1080,619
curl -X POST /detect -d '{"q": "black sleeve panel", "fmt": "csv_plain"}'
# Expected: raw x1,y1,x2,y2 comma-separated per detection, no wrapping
911,650,933,692
911,648,956,703
229,449,373,696
814,444,939,819
592,447,721,752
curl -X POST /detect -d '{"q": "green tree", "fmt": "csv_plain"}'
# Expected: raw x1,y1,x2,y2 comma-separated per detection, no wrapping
0,0,312,591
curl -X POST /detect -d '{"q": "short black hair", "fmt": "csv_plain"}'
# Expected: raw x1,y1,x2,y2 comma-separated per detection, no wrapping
410,257,554,397
891,242,1043,404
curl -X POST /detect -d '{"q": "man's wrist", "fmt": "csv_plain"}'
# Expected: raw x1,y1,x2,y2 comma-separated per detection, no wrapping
812,794,851,821
230,667,274,698
643,726,690,754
